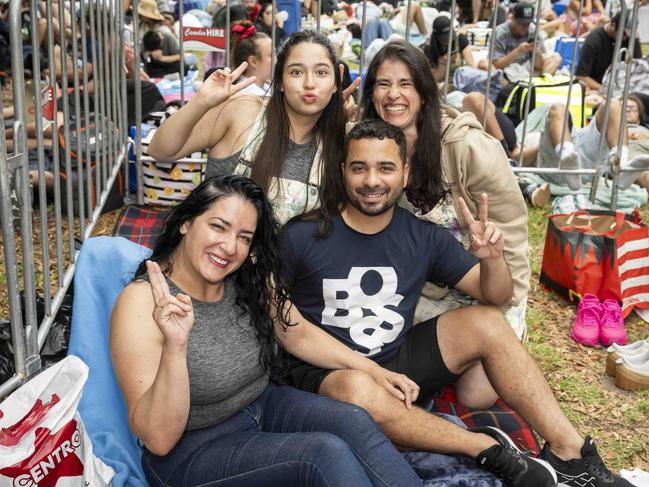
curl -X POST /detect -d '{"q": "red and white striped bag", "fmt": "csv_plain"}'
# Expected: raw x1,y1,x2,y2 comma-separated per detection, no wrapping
540,209,649,317
617,227,649,316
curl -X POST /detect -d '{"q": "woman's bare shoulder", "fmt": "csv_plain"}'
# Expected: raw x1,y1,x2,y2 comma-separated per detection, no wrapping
113,280,154,317
222,93,265,117
207,95,265,154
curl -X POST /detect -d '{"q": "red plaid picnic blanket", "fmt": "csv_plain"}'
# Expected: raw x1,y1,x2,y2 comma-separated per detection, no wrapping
112,204,169,249
433,386,541,455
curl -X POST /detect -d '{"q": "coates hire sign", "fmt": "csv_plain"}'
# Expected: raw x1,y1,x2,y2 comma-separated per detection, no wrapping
182,27,226,51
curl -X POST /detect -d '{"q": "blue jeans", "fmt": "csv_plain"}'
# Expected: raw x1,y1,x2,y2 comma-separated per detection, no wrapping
363,19,393,46
142,384,422,487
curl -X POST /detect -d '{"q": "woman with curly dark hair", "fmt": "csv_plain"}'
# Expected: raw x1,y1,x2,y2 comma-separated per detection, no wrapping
110,175,421,487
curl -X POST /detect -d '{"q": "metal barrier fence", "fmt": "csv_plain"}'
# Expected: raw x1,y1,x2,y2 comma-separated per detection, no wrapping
0,0,128,398
0,0,645,398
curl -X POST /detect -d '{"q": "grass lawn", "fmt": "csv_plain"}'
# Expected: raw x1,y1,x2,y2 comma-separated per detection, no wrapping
526,206,649,471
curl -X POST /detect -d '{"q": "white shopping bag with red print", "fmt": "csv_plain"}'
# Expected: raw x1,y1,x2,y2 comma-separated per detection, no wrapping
0,355,114,486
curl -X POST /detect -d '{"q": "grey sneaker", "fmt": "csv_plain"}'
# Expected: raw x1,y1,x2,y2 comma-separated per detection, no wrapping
473,426,558,487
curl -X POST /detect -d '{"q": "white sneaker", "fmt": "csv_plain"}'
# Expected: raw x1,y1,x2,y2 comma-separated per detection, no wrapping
606,340,649,376
616,153,649,190
614,350,649,391
620,468,649,487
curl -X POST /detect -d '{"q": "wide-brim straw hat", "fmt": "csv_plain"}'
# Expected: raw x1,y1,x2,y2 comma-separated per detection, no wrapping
138,0,164,21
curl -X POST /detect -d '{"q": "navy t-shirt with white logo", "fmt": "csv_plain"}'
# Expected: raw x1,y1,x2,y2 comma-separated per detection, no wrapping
281,207,479,363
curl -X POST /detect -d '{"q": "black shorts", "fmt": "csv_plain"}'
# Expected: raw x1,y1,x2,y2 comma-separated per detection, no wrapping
495,109,518,154
289,317,459,400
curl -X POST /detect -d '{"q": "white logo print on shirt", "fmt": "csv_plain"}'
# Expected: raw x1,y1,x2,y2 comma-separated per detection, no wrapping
322,267,404,356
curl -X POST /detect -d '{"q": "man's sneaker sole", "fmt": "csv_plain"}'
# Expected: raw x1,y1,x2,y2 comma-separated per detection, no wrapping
477,426,558,486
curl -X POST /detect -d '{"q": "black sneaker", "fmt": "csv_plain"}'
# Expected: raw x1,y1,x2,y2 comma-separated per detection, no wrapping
473,426,558,487
539,437,634,486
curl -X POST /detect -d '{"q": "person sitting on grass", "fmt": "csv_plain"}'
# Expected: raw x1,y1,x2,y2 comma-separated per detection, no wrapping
142,30,182,78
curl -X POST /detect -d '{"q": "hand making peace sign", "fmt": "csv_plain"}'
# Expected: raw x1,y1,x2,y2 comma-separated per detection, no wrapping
458,193,505,260
146,260,195,348
340,63,361,121
196,62,257,108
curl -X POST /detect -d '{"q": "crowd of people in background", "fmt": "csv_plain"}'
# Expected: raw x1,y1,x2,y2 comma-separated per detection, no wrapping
2,0,648,485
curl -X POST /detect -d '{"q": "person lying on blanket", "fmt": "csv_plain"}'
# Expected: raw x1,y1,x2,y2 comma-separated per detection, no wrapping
110,175,423,487
520,97,649,192
279,119,633,487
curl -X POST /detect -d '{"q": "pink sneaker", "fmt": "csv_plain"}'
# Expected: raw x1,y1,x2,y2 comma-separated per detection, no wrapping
599,299,628,346
571,294,601,346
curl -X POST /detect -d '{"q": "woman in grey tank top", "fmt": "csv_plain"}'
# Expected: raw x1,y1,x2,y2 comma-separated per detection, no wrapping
111,176,422,487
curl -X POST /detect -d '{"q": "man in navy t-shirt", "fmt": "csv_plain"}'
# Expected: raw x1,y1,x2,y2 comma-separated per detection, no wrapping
278,120,630,487
282,197,478,362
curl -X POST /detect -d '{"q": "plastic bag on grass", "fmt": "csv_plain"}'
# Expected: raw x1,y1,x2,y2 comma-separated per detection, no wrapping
0,355,115,486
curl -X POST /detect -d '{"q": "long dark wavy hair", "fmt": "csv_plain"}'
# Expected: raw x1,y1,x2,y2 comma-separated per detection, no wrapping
249,30,345,209
422,35,446,70
133,175,293,381
361,40,448,213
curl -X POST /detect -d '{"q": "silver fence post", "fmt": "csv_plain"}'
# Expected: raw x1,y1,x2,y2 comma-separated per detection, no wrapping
589,3,628,203
516,0,545,167
111,0,119,191
121,0,131,202
443,0,458,100
57,0,76,261
180,0,185,103
557,0,585,162
227,0,232,67
317,0,322,31
0,100,29,397
45,0,64,284
481,0,500,125
104,3,114,197
359,0,368,107
101,4,111,195
70,0,86,231
405,0,413,42
29,0,52,316
117,0,125,174
94,1,106,208
9,0,41,379
80,0,95,217
111,0,120,191
610,0,640,210
133,0,144,204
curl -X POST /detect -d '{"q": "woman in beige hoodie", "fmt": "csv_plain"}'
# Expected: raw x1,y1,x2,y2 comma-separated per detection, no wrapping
360,40,530,409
